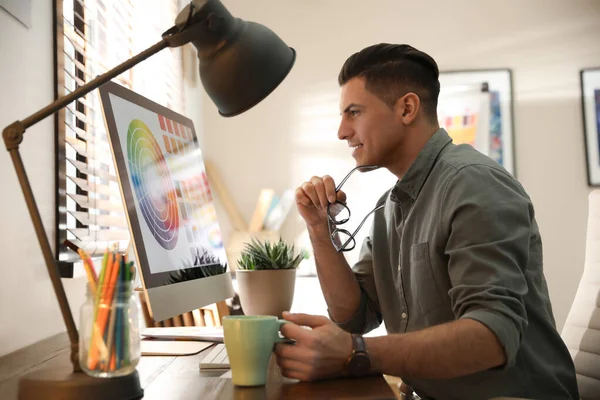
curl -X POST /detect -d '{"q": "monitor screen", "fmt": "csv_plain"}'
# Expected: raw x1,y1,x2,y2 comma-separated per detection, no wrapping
99,81,234,321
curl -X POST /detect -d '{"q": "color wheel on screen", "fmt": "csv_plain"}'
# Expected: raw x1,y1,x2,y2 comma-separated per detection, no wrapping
127,119,179,250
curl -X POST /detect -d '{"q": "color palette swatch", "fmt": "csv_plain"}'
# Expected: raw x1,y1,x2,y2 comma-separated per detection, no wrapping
158,114,193,156
156,114,224,257
127,119,179,250
443,113,478,147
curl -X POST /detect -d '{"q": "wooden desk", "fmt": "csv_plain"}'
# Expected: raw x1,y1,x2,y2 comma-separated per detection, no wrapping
0,333,396,399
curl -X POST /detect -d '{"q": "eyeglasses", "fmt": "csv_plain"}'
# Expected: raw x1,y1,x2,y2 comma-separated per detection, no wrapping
327,165,385,252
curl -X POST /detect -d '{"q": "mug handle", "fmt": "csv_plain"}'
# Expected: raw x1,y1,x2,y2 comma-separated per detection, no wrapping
275,319,295,344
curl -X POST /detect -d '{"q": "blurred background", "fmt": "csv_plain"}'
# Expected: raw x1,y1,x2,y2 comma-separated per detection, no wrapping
1,0,599,355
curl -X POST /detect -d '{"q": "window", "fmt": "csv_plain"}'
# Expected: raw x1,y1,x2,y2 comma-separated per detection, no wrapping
54,0,184,275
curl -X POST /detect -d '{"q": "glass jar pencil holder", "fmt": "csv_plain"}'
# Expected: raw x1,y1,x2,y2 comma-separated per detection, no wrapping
79,281,142,378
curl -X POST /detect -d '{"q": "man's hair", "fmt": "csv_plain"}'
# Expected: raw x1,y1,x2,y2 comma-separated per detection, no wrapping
338,43,440,122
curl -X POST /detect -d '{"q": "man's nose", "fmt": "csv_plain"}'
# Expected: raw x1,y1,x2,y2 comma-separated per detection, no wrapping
338,119,350,140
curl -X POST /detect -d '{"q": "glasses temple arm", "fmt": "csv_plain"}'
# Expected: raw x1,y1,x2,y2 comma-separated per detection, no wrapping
347,203,385,239
334,165,379,192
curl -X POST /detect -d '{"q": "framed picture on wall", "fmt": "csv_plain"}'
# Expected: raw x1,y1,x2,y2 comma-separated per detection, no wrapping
438,69,515,176
581,67,600,186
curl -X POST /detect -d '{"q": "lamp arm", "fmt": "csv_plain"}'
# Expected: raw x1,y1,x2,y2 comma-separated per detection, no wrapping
1,37,170,373
5,147,83,370
27,38,169,131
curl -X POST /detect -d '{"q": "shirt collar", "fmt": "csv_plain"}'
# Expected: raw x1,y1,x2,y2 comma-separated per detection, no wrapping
391,128,452,202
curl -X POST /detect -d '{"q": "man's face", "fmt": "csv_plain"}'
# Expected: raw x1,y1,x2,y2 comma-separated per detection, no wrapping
338,77,405,168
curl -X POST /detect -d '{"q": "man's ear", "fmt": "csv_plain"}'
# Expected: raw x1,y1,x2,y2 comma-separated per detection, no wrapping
395,93,420,125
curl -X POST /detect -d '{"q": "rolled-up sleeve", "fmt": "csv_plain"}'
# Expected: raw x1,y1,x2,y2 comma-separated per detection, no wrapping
441,165,530,368
330,234,382,334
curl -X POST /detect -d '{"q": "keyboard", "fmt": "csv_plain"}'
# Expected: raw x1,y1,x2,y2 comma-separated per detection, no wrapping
199,343,229,369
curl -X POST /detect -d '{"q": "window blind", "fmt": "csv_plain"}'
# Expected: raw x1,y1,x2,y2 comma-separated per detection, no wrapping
55,0,184,273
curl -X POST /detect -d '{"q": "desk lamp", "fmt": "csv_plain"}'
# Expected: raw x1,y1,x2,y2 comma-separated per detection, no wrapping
2,1,295,399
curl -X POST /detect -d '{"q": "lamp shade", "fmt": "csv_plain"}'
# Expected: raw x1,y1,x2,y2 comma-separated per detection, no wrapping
174,0,296,117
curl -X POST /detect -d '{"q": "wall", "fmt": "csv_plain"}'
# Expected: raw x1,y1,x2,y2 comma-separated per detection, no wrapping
197,0,600,331
0,3,87,357
1,0,598,357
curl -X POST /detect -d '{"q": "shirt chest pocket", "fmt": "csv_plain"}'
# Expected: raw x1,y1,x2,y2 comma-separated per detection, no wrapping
409,242,443,316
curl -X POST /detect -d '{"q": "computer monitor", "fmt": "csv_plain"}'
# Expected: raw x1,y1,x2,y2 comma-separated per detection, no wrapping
98,81,234,322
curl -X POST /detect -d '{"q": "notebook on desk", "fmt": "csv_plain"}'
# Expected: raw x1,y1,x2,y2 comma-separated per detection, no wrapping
199,343,230,370
141,340,213,356
141,326,224,342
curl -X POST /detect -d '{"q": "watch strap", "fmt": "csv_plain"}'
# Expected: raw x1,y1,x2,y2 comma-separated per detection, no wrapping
351,334,367,354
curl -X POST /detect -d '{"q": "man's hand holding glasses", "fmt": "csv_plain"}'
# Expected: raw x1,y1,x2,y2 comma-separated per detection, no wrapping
295,165,385,252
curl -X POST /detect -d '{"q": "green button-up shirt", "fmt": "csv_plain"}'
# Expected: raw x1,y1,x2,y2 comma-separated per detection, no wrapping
335,128,579,399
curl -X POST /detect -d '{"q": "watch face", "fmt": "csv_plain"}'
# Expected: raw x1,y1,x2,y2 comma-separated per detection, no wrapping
348,353,371,376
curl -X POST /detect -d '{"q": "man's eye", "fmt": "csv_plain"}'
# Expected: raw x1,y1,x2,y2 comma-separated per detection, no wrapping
350,109,360,116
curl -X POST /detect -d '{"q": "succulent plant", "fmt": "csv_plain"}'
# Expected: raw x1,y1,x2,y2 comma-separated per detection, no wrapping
168,246,227,284
237,237,306,271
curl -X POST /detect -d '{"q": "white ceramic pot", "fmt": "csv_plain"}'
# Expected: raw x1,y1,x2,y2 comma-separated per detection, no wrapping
236,269,296,317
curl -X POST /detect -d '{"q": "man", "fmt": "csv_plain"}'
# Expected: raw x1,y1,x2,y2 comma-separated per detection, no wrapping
274,43,579,399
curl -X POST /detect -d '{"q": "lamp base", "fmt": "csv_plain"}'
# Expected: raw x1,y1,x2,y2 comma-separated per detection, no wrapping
18,367,143,400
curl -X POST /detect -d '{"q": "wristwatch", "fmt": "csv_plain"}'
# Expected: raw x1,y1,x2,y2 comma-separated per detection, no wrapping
346,334,371,377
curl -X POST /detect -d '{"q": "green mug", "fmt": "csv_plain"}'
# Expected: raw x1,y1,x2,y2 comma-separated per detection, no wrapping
222,315,289,386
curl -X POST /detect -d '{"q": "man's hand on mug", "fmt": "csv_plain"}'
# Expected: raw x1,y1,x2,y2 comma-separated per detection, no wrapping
274,312,352,382
295,175,347,228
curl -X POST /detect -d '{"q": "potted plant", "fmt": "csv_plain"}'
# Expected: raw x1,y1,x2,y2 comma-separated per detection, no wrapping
235,237,305,317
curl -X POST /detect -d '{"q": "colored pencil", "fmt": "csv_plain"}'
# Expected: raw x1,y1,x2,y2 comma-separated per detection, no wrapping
87,251,112,369
102,254,121,371
124,261,133,366
89,252,121,370
78,249,97,293
86,251,110,366
109,346,116,371
115,256,125,369
64,239,98,285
